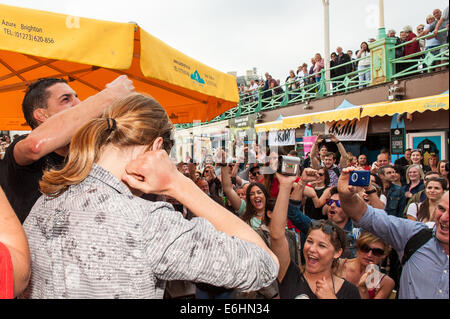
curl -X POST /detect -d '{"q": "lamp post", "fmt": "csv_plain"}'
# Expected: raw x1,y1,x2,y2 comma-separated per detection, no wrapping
378,0,386,39
322,0,330,93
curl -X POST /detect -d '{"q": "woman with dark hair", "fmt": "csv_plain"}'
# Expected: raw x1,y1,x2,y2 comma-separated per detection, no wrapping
270,170,360,299
428,153,439,173
438,160,449,184
393,164,406,187
406,177,448,228
241,182,273,231
336,231,395,299
302,166,332,220
21,93,279,299
356,41,371,88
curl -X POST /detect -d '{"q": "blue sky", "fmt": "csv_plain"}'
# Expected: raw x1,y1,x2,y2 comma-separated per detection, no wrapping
1,0,448,83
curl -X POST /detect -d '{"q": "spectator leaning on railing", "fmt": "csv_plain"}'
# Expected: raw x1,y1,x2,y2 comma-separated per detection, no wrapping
356,42,371,88
313,53,325,83
335,47,352,79
402,25,421,73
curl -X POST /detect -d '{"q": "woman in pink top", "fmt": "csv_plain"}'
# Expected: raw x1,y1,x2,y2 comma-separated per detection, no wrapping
313,53,325,82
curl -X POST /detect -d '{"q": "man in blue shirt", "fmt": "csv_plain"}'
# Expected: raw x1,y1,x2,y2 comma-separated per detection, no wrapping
338,167,449,299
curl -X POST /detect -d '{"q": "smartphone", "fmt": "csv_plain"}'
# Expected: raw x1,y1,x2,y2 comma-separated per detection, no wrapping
349,170,370,187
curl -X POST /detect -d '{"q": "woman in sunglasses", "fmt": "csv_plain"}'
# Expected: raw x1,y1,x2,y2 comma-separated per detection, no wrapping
270,170,360,299
336,231,394,299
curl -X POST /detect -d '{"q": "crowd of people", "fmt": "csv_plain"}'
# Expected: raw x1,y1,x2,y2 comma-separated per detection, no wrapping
238,6,449,103
0,72,448,299
0,134,13,160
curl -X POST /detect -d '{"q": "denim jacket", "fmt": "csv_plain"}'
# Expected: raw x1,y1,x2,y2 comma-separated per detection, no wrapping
287,199,357,259
385,183,407,218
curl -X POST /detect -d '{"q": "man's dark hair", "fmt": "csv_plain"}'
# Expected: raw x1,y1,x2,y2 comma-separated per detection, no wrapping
22,78,68,129
329,186,338,197
424,170,440,178
378,164,394,176
325,152,336,159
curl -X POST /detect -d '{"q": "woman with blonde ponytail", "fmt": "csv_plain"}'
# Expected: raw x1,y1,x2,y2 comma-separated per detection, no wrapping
22,93,279,299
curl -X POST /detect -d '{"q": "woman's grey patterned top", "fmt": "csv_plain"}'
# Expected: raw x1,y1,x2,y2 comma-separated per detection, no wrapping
21,164,278,299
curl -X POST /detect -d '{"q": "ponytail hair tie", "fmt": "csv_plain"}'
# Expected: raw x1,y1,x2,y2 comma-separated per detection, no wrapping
106,118,117,132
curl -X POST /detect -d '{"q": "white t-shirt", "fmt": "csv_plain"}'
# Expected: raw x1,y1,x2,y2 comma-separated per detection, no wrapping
406,202,435,228
249,83,259,93
297,70,307,86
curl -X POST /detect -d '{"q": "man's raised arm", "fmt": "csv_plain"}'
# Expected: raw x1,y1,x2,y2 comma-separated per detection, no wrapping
14,75,134,166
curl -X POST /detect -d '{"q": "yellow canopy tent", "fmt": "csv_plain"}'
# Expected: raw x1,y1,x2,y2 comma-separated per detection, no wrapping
0,4,239,130
360,93,449,118
255,106,361,133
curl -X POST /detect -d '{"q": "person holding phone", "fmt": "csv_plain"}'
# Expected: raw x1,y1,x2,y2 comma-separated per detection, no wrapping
269,170,360,299
337,167,449,299
311,134,349,187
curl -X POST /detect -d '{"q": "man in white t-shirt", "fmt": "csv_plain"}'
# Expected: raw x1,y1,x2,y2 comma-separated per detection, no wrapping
248,79,259,101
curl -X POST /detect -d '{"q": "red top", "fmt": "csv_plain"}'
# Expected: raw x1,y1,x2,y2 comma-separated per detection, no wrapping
0,242,13,299
404,32,420,56
270,176,302,233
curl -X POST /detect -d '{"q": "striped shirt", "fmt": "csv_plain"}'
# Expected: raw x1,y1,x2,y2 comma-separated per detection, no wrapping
21,164,278,299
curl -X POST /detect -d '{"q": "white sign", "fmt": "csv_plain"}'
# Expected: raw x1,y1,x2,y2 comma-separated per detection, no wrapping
325,117,369,141
268,129,296,146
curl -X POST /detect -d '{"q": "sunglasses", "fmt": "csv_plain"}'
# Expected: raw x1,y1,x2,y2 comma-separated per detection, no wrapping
326,199,341,207
359,244,385,257
251,171,261,176
318,173,324,177
310,219,335,234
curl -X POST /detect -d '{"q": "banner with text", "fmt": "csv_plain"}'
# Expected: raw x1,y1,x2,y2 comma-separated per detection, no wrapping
268,129,296,146
325,117,369,141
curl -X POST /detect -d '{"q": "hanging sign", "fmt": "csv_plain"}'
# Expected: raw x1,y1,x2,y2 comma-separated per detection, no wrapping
268,129,296,146
325,117,369,141
391,128,405,155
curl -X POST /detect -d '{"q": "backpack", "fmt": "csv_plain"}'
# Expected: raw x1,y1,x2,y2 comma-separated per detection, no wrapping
401,227,433,266
391,228,433,299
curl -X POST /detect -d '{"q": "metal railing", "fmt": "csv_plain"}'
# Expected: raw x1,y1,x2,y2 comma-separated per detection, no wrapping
175,30,448,130
390,28,449,79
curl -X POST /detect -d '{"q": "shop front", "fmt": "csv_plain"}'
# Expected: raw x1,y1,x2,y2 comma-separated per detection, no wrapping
254,93,449,165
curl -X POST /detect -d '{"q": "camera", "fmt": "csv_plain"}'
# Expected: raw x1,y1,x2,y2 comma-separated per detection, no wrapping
277,155,301,176
349,170,370,187
320,134,332,142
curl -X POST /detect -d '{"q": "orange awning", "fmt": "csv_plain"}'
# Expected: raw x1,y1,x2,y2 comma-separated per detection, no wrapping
0,4,238,130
